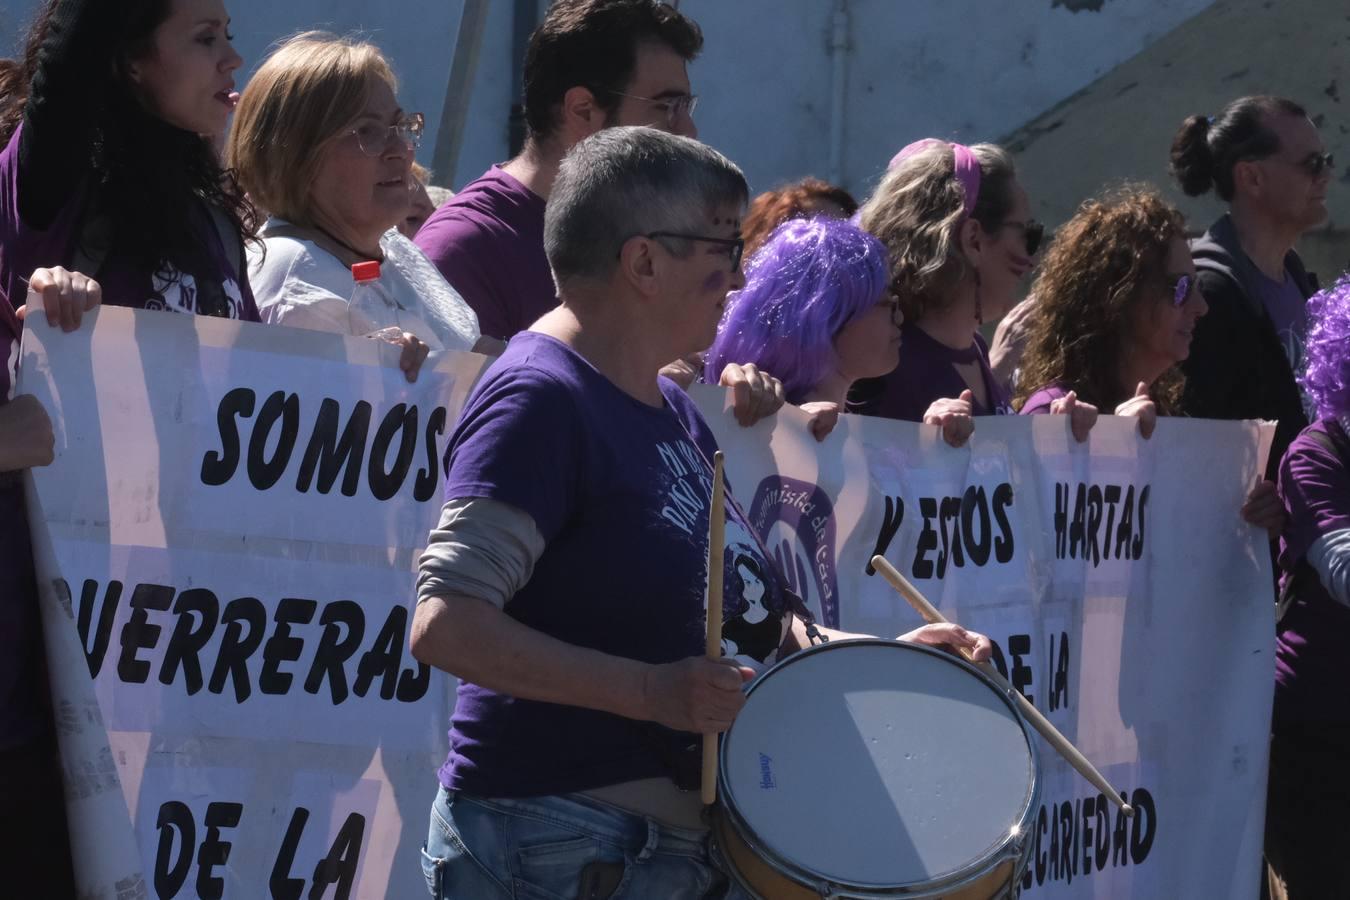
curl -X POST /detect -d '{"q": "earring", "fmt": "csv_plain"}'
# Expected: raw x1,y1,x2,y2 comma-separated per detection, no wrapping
973,270,984,325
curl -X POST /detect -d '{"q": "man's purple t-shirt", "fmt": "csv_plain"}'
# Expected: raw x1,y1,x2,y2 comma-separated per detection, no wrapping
853,323,1013,421
438,332,793,797
1254,269,1310,411
0,292,45,750
1019,383,1069,415
414,166,555,342
1274,419,1350,733
0,125,260,320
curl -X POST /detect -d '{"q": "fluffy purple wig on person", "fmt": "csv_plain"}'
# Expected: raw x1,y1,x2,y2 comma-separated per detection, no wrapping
703,216,888,404
1301,273,1350,420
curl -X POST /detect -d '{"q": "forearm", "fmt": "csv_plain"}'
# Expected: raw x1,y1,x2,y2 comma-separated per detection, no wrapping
411,593,652,721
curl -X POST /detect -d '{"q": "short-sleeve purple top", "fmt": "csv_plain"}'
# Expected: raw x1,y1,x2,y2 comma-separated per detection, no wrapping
853,322,1013,421
414,166,556,342
1274,419,1350,733
1019,383,1069,415
437,331,793,797
0,125,259,320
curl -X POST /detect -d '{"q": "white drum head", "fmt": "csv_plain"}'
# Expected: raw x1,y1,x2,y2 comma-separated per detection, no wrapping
720,640,1036,889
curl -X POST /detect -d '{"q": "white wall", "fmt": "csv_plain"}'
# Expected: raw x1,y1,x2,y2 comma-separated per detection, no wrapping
1,0,1214,199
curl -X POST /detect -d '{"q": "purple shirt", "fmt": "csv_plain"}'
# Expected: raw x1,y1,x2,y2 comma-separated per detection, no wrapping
414,166,555,342
1019,383,1069,415
1254,269,1310,410
0,291,45,750
0,125,259,320
438,332,792,797
1274,419,1350,733
854,323,1012,421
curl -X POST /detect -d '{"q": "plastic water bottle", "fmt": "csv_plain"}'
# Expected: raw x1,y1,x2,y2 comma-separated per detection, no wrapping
347,261,403,341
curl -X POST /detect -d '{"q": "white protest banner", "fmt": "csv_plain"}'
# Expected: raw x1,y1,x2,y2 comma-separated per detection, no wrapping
21,307,489,899
692,390,1275,900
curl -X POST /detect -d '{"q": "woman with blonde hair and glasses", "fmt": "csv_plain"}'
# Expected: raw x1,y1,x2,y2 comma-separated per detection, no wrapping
852,139,1042,422
228,32,495,376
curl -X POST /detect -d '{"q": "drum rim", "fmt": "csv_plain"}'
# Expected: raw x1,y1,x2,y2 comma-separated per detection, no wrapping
716,637,1041,895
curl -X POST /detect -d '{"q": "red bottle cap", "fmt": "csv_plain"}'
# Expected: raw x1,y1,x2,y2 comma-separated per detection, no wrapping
351,261,381,282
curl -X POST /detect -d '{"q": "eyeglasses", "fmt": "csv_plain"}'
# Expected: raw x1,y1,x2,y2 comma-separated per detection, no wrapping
607,91,699,129
1000,219,1045,256
1164,273,1197,307
348,112,425,157
645,231,745,272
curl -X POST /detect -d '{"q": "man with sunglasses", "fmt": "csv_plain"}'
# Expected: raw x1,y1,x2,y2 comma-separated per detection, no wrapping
1170,95,1331,480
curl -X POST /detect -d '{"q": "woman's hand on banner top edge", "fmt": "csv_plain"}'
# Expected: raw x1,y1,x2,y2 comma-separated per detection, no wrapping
800,400,841,442
17,267,102,333
719,362,786,427
922,389,975,448
1048,390,1099,443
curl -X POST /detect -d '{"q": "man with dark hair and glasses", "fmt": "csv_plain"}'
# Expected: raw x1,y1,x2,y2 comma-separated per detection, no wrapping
1169,95,1332,479
416,0,703,343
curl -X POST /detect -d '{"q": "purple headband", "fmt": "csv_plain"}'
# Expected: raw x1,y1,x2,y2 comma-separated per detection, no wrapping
888,138,982,219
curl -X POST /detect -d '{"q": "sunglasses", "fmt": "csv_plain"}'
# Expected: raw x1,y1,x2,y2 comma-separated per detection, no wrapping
1298,152,1336,178
644,231,745,273
1165,273,1197,307
1000,219,1045,256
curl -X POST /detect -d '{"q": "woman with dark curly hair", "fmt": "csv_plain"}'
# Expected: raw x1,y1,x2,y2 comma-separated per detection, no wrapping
1015,187,1199,424
1016,185,1283,531
741,177,857,258
853,139,1041,422
0,0,259,319
1265,274,1350,898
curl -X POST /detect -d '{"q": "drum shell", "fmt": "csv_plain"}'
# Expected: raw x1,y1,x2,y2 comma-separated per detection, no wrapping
714,639,1039,899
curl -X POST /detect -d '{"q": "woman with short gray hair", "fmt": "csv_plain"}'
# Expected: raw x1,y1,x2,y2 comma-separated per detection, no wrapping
410,126,990,899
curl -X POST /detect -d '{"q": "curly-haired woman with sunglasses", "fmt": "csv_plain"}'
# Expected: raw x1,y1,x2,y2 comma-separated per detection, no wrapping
852,139,1042,423
1015,185,1283,533
228,33,493,374
1170,95,1331,481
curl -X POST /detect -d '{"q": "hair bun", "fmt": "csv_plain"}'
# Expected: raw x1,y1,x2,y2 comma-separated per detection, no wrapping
1169,114,1215,196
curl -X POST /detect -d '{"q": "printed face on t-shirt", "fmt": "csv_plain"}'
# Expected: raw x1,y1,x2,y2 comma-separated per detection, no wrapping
127,0,243,137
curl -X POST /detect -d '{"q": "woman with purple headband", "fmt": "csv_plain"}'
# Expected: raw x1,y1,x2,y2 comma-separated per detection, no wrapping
852,139,1041,422
703,216,973,446
1265,274,1350,898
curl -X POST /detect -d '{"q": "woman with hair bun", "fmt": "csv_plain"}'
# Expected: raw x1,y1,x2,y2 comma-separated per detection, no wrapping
1265,274,1350,898
703,216,973,446
853,139,1041,423
1169,95,1332,477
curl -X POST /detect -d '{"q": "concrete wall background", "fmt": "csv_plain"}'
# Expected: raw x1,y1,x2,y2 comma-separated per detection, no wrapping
4,0,1345,275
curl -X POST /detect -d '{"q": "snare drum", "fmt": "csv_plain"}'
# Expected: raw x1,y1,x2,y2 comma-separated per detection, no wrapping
714,639,1039,899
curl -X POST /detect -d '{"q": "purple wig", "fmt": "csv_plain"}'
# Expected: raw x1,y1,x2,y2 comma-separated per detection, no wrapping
1301,273,1350,420
703,216,888,403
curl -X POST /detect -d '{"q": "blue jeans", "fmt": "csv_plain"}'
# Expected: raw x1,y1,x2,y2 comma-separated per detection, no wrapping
420,786,753,899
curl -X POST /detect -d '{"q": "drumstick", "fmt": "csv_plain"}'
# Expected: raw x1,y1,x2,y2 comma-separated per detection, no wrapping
702,451,727,806
870,554,1135,818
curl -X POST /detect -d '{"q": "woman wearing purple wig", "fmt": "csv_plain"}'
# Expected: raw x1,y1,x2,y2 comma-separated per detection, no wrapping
704,216,972,445
1265,274,1350,898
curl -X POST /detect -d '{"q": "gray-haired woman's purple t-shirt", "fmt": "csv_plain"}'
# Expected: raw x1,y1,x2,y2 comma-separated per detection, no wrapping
438,332,793,797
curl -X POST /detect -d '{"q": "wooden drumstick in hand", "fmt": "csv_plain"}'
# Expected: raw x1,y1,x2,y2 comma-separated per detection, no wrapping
870,554,1135,818
702,451,727,806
